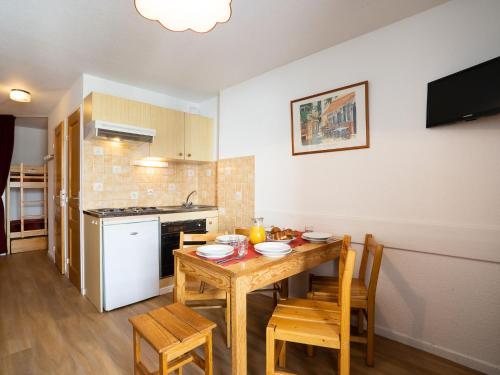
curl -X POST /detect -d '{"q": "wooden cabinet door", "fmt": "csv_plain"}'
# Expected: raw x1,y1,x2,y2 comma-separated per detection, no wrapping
85,92,151,128
84,214,102,312
150,106,185,160
54,122,65,274
68,109,81,291
184,114,213,162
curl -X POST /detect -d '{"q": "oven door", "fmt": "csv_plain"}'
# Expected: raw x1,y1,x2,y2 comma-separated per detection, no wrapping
160,219,206,278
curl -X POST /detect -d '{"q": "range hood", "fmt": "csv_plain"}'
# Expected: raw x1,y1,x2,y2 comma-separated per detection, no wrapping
85,120,155,143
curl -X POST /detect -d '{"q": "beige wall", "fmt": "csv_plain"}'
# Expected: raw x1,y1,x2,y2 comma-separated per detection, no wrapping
83,139,216,209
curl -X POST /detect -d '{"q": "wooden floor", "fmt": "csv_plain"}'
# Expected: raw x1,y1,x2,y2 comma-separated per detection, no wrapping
0,252,481,375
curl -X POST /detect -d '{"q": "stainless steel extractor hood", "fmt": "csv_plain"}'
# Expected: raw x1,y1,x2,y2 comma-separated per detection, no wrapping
84,120,156,143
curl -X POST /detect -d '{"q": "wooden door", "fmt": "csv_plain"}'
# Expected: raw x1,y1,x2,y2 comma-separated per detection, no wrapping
184,114,213,162
150,106,185,160
54,122,65,274
67,109,81,290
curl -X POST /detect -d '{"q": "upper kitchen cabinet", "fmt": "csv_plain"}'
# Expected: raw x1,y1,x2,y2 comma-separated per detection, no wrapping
83,92,151,128
185,113,214,162
150,106,185,160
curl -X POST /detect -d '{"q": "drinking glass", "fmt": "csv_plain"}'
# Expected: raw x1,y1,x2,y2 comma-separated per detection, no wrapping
304,225,314,233
238,237,248,257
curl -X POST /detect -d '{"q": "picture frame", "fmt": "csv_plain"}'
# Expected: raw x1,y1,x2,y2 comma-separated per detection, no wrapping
290,81,369,155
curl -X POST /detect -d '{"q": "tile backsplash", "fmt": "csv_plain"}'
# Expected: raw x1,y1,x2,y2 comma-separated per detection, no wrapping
83,140,216,209
217,156,255,232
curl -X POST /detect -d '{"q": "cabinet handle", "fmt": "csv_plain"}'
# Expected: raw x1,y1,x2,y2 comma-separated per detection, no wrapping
178,153,183,156
187,153,192,157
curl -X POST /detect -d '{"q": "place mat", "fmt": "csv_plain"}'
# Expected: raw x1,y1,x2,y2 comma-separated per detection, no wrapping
189,235,309,267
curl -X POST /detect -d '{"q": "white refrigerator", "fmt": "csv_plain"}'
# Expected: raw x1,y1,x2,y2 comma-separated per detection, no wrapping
102,217,159,311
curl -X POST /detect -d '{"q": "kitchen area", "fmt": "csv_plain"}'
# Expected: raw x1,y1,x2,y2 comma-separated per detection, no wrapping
79,92,255,313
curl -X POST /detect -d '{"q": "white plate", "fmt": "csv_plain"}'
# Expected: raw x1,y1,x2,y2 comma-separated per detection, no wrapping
196,244,234,259
216,234,247,243
302,232,332,240
254,242,292,257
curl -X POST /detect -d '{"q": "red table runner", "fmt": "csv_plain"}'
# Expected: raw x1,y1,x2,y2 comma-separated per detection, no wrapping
189,235,309,267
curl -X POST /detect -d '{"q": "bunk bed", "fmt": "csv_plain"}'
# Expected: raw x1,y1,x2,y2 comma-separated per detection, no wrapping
6,164,48,253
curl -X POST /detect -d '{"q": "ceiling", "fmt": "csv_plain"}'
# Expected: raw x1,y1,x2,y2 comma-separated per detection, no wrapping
0,0,446,117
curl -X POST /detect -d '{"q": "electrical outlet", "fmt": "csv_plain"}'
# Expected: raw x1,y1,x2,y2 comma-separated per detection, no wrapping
92,182,103,192
235,191,242,200
206,169,212,177
147,188,154,196
219,207,226,215
93,146,104,156
187,169,194,177
168,184,176,192
130,191,139,200
112,165,122,174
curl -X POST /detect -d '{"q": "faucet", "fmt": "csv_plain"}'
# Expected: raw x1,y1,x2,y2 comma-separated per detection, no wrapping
182,190,197,208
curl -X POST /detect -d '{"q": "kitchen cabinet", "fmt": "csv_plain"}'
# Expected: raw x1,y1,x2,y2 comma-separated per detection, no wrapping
83,214,102,312
185,113,213,162
150,106,185,160
83,92,214,162
83,92,151,128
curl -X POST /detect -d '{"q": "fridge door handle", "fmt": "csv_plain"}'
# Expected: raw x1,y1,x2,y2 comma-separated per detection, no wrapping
130,232,139,236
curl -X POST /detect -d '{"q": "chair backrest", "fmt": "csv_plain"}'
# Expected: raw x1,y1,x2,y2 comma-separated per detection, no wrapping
337,234,352,304
358,234,384,303
179,232,226,250
234,227,250,236
340,248,356,374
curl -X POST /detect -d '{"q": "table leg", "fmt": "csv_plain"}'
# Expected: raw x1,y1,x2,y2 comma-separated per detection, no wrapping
174,256,186,304
231,277,247,375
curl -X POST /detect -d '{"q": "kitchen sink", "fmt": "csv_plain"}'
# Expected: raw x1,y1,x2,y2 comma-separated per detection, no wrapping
158,205,217,213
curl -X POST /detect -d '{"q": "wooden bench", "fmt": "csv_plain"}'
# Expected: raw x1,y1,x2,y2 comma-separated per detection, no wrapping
129,303,216,375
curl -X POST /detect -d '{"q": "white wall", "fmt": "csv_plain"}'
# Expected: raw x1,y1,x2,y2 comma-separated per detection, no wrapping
9,124,48,220
218,1,500,373
82,74,200,114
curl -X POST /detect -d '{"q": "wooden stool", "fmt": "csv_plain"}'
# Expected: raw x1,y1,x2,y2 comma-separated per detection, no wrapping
129,303,216,375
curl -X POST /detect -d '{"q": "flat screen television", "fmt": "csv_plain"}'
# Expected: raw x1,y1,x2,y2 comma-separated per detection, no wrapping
426,56,500,128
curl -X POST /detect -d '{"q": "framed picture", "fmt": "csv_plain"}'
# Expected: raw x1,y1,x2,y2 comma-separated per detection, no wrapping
290,81,369,155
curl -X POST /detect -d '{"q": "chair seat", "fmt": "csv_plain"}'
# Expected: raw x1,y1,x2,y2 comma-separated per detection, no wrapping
268,299,342,349
129,303,216,353
311,276,368,306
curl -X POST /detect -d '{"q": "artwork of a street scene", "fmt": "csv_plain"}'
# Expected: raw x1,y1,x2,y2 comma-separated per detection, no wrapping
291,81,369,155
299,92,357,145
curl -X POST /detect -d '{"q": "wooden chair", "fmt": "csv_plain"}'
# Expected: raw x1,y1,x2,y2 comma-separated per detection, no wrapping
176,231,231,348
129,303,216,375
308,234,384,366
266,248,356,375
235,227,288,305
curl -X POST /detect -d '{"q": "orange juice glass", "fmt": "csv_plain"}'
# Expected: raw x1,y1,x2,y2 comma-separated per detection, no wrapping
249,217,266,244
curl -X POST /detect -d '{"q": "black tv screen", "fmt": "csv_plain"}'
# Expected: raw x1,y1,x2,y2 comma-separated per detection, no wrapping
426,56,500,128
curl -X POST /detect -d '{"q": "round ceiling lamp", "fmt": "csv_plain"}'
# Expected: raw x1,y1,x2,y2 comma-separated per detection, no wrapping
135,0,232,33
10,89,32,103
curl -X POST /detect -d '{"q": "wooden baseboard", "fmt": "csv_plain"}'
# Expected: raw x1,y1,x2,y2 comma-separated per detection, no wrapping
11,236,48,254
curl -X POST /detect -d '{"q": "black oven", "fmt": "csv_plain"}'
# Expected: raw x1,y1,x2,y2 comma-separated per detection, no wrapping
160,219,206,278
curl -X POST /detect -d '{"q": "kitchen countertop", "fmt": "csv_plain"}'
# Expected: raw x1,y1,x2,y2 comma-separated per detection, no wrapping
84,205,218,218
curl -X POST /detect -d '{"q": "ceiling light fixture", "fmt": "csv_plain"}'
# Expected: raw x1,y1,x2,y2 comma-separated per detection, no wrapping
10,89,32,103
135,0,232,33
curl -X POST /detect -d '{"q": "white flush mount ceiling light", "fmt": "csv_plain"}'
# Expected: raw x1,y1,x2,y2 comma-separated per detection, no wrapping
135,0,232,33
10,89,31,103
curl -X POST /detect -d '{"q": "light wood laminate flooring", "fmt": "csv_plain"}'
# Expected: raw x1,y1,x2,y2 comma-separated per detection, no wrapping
0,252,481,375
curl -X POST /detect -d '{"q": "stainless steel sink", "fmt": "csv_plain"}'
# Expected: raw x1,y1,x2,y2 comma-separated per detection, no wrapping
158,205,217,213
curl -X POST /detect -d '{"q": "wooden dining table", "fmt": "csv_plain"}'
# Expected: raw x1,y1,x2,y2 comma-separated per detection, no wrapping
173,238,343,375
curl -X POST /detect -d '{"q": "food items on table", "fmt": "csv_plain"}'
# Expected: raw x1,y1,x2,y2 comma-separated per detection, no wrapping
268,227,300,240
